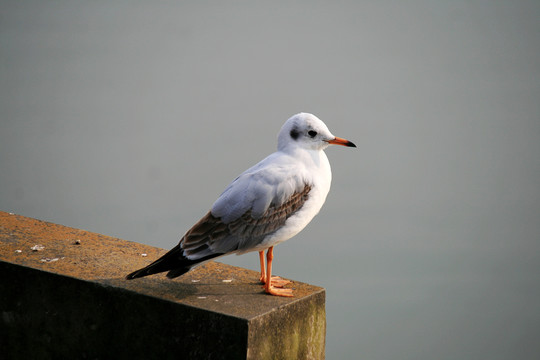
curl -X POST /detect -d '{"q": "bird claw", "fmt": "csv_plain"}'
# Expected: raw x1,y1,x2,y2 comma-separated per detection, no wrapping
260,275,291,288
265,285,294,297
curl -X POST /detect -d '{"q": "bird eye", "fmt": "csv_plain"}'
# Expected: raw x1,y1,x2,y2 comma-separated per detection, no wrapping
308,130,317,138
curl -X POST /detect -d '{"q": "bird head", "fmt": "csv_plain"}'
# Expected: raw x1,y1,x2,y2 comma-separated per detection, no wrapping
278,113,356,152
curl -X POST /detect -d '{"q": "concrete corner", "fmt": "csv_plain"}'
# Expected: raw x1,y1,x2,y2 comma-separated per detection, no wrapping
0,211,325,359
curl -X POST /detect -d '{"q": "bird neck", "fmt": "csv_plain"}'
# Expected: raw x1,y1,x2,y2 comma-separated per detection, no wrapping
280,146,329,172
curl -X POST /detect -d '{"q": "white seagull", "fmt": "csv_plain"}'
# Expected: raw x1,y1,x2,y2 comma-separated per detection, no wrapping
126,113,356,296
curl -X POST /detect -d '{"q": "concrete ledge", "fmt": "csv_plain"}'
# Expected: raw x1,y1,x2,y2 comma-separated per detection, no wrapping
0,211,325,359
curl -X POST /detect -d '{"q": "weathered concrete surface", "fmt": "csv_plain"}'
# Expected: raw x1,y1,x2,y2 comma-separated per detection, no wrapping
0,211,325,359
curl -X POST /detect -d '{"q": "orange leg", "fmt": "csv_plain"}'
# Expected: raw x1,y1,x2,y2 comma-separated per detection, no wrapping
264,246,293,297
259,251,266,283
259,249,291,288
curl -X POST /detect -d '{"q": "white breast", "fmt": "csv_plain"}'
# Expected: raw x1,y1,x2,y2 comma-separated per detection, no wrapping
258,149,332,249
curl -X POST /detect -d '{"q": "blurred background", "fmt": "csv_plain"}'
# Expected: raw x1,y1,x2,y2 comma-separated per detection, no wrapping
1,1,539,358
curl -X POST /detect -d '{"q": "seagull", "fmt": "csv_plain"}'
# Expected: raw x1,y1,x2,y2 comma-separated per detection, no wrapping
126,113,356,296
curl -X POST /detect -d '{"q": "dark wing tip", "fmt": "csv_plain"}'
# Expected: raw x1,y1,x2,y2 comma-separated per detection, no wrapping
125,269,144,280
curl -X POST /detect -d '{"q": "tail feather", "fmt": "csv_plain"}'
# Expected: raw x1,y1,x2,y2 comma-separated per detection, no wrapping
125,244,222,280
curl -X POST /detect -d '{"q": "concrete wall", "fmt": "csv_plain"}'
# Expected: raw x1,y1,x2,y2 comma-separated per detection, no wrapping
0,211,325,359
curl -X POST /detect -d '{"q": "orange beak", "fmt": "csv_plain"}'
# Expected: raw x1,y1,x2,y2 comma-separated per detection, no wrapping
327,136,356,148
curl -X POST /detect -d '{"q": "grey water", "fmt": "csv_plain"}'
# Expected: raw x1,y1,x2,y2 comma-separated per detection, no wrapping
1,1,539,359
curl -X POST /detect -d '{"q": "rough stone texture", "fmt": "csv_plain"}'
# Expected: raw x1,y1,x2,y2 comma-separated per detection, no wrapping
0,211,325,359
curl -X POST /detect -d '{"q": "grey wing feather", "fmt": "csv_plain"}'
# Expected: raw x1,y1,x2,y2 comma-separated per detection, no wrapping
181,184,311,259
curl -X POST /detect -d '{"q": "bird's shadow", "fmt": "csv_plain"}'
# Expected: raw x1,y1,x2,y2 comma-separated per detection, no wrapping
97,276,272,302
